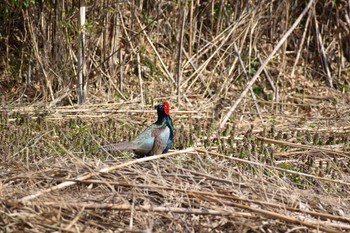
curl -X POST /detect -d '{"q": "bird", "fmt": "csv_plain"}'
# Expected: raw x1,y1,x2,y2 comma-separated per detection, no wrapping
101,101,174,157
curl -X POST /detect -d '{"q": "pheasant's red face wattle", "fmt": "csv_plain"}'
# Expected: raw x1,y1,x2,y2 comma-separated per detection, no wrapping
163,102,170,115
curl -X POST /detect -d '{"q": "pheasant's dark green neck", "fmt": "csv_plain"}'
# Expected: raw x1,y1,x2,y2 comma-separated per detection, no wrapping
154,104,174,154
155,106,170,125
155,114,171,125
155,109,174,142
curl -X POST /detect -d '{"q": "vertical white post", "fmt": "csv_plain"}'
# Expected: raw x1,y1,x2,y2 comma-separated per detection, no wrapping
78,1,85,105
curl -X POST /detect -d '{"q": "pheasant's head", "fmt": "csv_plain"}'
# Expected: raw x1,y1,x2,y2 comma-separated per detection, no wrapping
156,101,170,117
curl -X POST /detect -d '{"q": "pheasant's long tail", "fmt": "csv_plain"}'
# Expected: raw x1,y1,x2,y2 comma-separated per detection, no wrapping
101,141,136,152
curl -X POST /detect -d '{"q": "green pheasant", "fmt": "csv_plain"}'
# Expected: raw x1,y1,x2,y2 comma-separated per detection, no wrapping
101,102,174,157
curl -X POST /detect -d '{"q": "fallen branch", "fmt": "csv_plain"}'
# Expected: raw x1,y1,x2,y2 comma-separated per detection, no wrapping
20,148,195,202
41,201,243,217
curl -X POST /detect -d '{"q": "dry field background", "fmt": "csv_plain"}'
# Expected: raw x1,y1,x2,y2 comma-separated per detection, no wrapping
1,0,350,232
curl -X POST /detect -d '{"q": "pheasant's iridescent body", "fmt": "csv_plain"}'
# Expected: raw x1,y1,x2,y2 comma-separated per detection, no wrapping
101,102,174,157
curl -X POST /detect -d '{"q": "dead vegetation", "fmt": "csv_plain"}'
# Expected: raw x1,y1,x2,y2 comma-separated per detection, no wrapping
1,0,350,232
1,94,350,232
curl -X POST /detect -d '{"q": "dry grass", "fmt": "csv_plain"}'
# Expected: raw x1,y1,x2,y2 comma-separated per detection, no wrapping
2,147,349,232
1,94,350,232
1,0,350,232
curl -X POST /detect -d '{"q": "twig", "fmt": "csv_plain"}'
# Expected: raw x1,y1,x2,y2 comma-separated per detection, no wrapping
312,3,333,87
184,24,238,93
256,54,276,92
201,195,340,233
233,42,263,122
61,179,350,224
195,148,350,186
64,206,85,231
134,13,175,84
20,148,195,202
291,12,311,78
136,53,144,107
182,48,213,97
25,11,54,101
176,0,186,103
219,0,314,129
257,136,350,157
42,201,232,216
